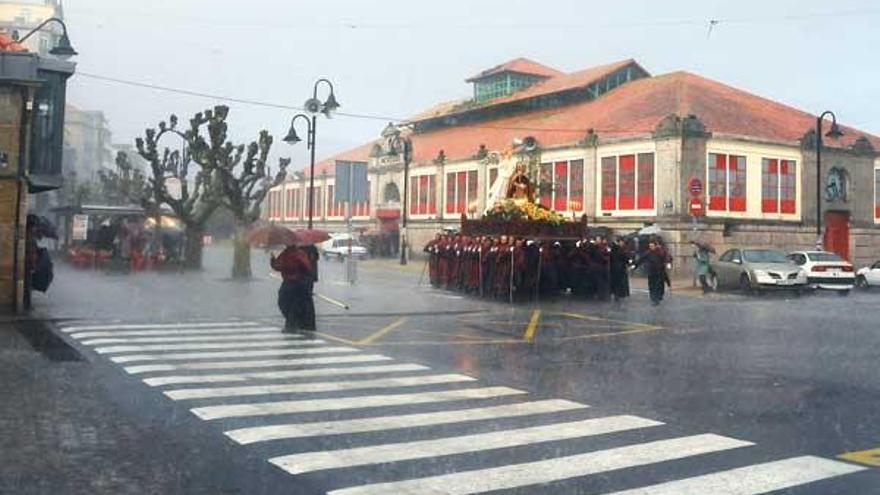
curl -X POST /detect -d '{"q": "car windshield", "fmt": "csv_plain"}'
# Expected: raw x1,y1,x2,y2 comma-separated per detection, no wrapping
809,252,843,262
743,250,790,264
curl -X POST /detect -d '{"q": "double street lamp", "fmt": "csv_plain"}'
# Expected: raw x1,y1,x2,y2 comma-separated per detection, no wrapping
815,111,843,250
14,17,77,58
284,79,341,229
382,123,413,265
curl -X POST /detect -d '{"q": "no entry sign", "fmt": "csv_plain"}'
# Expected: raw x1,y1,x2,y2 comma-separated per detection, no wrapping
688,177,703,197
689,198,704,217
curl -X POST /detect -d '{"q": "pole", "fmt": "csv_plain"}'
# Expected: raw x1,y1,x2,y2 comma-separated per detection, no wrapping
346,163,356,284
478,246,483,297
815,116,823,250
400,142,410,265
534,246,543,302
417,258,428,286
509,245,515,304
308,116,317,230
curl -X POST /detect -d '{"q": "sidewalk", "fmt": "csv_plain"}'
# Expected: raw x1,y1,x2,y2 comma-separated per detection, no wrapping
0,318,301,495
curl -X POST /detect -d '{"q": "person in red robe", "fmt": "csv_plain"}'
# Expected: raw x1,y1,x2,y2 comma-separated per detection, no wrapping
423,234,441,287
494,236,512,299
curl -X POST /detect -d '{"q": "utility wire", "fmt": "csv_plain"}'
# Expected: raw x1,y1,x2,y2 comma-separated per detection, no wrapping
76,71,650,135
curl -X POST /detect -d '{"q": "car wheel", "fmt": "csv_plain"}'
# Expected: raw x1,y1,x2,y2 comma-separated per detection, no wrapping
855,276,868,289
838,289,850,297
739,274,753,295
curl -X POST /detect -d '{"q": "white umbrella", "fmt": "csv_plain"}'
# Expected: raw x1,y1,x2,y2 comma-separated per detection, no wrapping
638,225,663,236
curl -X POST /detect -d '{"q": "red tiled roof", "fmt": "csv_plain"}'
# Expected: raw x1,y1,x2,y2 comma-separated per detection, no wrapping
465,57,563,82
300,70,880,177
411,58,640,123
0,32,27,53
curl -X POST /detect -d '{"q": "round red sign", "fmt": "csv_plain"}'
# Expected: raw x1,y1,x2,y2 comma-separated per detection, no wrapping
688,177,703,197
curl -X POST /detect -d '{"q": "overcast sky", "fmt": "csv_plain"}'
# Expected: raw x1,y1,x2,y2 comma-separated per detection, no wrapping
63,0,880,170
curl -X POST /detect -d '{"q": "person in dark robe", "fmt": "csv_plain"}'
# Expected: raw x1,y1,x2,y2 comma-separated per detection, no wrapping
424,234,441,287
494,236,512,299
466,237,482,293
271,244,317,332
609,237,632,300
448,234,462,290
633,238,669,306
482,237,497,297
592,236,611,301
537,241,559,297
511,238,528,300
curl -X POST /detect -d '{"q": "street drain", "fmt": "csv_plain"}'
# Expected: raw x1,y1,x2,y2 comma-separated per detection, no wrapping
17,321,83,362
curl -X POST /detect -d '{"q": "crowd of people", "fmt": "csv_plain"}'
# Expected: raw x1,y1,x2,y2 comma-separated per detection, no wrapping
423,233,673,305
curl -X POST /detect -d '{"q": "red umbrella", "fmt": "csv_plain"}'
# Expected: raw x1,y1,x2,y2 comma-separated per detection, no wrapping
292,229,331,245
248,225,298,246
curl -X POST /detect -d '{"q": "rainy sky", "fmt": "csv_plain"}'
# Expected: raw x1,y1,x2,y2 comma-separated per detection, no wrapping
63,0,880,170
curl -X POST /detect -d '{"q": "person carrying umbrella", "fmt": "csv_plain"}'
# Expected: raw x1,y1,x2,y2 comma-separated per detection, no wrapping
270,240,317,333
691,240,715,293
633,237,670,306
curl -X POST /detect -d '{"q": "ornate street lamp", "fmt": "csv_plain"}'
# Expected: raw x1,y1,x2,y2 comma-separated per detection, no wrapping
383,123,413,265
14,17,77,59
284,79,340,229
815,111,843,249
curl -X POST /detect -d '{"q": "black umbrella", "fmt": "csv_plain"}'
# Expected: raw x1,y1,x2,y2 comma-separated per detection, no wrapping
27,214,58,240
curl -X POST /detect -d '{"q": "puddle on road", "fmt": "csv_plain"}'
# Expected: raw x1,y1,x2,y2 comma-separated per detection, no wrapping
17,321,83,362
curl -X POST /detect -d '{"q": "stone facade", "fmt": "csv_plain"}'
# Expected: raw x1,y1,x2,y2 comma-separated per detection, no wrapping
0,84,31,310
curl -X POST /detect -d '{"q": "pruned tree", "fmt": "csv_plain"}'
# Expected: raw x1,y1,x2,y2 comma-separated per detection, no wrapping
135,111,217,270
212,129,289,279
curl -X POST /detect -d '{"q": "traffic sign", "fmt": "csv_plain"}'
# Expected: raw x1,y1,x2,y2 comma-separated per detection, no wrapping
688,177,703,197
689,198,704,217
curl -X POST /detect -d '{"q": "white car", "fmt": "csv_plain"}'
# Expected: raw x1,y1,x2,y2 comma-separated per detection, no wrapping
321,237,368,261
856,261,880,289
787,251,855,295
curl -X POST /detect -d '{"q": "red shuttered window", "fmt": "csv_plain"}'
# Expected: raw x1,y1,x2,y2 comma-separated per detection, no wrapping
445,171,478,215
569,159,584,211
618,154,635,210
409,175,435,215
762,158,797,215
708,153,727,211
729,155,747,212
762,159,778,213
428,176,436,214
601,156,617,210
446,172,456,214
875,169,880,219
554,161,569,211
539,162,552,208
780,160,796,214
637,153,654,210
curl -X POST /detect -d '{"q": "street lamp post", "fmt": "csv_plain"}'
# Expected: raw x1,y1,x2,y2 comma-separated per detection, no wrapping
13,17,77,58
284,79,340,229
383,123,413,265
815,111,844,250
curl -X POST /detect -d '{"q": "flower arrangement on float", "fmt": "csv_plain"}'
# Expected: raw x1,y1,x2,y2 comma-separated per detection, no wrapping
483,199,567,226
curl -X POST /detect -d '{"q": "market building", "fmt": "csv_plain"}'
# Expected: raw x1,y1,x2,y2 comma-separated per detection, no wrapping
266,57,880,273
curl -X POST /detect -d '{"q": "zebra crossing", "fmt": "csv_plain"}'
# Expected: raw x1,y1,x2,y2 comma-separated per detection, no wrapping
58,320,868,494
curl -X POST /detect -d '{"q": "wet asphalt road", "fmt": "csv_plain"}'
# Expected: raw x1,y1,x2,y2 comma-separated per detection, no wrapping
24,245,880,493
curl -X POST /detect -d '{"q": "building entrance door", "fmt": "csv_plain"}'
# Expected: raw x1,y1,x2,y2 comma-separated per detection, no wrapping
823,211,850,260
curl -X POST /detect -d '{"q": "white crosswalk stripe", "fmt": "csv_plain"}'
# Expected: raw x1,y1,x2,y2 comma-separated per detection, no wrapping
225,399,588,444
109,346,357,363
80,333,295,345
94,338,322,354
68,327,281,339
271,415,662,474
328,434,753,495
60,320,869,494
604,456,867,495
61,321,260,332
123,354,393,374
191,386,527,420
164,373,477,400
143,363,430,387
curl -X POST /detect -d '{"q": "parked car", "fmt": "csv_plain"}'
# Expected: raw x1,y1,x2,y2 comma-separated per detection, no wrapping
320,236,368,261
787,251,855,295
856,261,880,289
710,247,807,295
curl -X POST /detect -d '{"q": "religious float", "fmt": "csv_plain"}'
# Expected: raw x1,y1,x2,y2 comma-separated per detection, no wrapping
460,159,595,240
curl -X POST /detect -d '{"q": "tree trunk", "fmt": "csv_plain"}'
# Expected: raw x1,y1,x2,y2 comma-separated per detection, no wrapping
231,221,252,279
184,223,204,270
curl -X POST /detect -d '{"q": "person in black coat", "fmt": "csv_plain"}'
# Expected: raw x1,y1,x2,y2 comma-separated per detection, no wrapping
609,237,632,300
634,238,670,306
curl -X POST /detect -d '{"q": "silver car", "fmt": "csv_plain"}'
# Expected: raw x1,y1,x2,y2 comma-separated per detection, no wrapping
710,248,808,294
